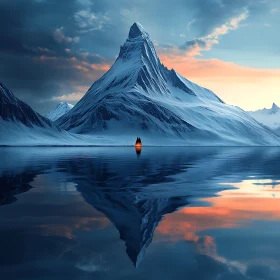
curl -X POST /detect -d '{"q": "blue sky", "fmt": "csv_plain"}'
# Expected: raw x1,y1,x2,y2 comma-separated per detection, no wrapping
0,0,279,114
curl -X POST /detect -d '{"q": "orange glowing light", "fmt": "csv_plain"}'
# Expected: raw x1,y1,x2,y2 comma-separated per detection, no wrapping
135,137,142,147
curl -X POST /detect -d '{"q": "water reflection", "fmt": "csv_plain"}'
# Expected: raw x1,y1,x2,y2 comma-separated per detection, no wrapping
1,147,280,279
135,145,142,157
0,169,41,205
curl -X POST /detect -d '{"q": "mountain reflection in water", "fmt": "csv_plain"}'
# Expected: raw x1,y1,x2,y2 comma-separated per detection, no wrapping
1,147,280,279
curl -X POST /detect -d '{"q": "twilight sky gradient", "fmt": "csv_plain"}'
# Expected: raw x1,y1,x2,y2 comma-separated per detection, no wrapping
1,0,280,114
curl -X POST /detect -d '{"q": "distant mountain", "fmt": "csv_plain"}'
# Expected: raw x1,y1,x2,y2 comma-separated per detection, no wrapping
0,82,91,145
56,22,279,146
0,82,56,129
46,102,74,121
248,103,280,133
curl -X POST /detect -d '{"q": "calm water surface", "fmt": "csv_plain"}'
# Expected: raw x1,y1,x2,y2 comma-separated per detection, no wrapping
1,147,280,279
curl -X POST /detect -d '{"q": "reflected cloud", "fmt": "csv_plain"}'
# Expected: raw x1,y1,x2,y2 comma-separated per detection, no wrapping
155,177,280,276
156,178,280,242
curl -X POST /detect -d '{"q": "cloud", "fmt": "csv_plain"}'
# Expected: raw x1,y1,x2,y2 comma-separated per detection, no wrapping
32,53,110,81
159,54,280,82
187,19,196,32
158,52,280,110
76,0,92,7
23,45,53,54
0,0,277,115
181,11,248,56
264,23,272,27
74,9,97,28
74,4,110,32
52,92,85,102
0,0,114,114
54,27,80,43
75,256,107,272
270,8,279,14
154,177,280,278
186,0,267,36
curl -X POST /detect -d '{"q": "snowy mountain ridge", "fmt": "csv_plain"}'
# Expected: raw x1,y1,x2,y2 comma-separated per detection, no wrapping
0,83,114,146
248,103,280,130
56,22,279,146
46,102,74,121
1,22,280,146
0,82,56,129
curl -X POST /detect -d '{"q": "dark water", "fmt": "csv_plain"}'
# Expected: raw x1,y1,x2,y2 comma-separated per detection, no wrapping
1,147,280,279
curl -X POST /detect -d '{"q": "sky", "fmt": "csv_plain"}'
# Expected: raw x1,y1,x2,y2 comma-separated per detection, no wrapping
1,0,280,115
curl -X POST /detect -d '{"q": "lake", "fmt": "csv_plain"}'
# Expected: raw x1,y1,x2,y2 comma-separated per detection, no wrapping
1,147,280,280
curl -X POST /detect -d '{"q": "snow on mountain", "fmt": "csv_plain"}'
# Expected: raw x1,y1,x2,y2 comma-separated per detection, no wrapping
0,82,56,129
0,82,109,146
248,103,280,132
46,102,74,121
56,22,279,146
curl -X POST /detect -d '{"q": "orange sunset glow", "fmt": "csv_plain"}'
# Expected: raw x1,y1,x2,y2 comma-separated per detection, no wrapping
158,54,280,111
155,179,280,245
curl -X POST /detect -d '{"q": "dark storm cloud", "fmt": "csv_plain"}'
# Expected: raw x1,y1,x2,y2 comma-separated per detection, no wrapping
0,0,272,114
0,0,113,114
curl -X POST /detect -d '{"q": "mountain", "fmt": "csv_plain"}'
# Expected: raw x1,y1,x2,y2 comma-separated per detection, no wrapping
0,82,56,129
0,83,95,145
248,103,280,133
46,102,74,121
56,23,279,146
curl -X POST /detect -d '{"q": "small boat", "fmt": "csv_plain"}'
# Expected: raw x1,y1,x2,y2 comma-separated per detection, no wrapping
135,137,142,147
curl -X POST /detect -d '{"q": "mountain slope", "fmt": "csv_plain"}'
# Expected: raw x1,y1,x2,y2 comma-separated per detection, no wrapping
56,23,279,146
248,103,280,132
0,83,100,145
0,82,55,128
46,102,74,121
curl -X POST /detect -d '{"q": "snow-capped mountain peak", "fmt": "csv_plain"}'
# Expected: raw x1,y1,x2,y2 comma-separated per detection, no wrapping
270,103,279,114
248,102,280,132
55,23,279,145
46,102,74,121
118,22,160,68
128,22,149,39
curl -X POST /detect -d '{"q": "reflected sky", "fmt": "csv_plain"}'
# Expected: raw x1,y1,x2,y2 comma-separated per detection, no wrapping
1,147,280,279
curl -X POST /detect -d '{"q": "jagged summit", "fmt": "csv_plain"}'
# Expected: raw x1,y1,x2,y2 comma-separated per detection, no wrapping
46,102,74,122
117,22,160,69
271,102,279,113
128,22,149,39
55,23,280,145
248,103,280,131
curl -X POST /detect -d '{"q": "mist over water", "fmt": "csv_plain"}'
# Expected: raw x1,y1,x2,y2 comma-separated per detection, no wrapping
1,147,280,279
